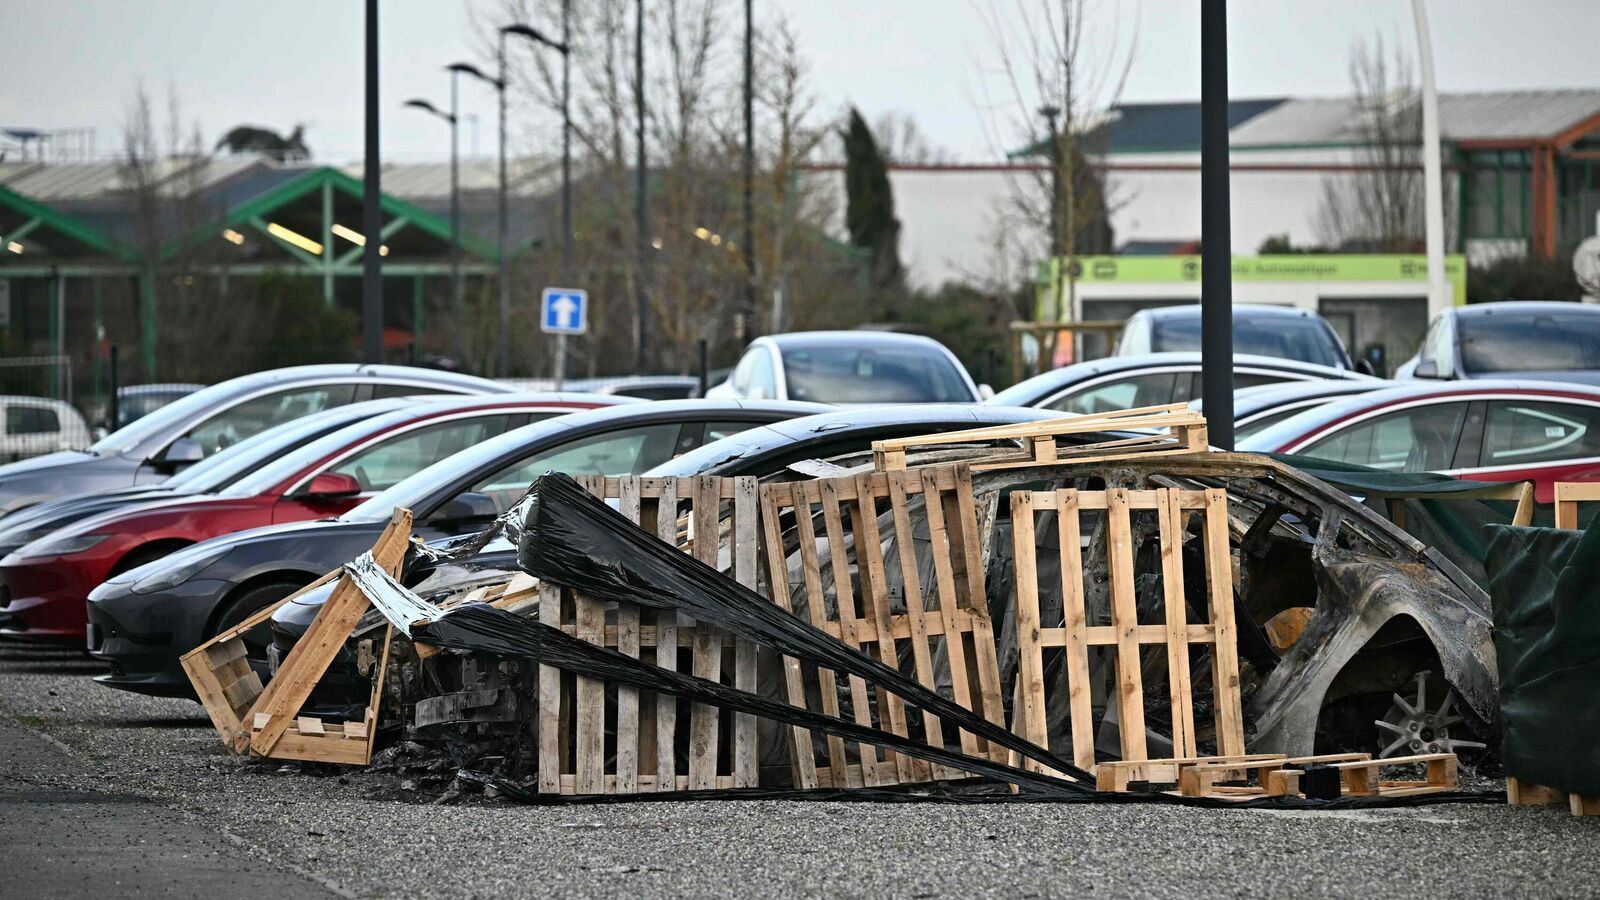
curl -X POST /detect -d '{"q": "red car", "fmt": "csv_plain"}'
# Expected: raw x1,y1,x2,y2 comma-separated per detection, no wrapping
0,393,627,643
1237,380,1600,501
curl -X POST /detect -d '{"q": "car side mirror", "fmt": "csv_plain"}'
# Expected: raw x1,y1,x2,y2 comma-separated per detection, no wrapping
299,471,362,500
1413,358,1440,379
431,491,500,526
1354,358,1377,377
153,437,204,473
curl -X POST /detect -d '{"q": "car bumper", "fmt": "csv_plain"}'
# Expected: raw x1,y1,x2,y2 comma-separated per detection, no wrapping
0,558,101,644
86,577,231,698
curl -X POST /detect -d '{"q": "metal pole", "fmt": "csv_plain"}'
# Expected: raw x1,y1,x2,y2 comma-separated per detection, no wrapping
1199,0,1234,450
108,344,119,432
497,31,511,377
561,0,574,285
697,337,709,397
634,0,649,371
741,0,755,341
555,334,568,389
361,0,384,364
1412,0,1449,318
450,71,464,362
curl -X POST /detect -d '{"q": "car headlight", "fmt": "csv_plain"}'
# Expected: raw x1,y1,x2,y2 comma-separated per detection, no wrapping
16,532,111,559
130,549,226,595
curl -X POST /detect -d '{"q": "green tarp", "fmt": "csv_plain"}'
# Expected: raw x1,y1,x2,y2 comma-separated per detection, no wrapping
1485,521,1600,797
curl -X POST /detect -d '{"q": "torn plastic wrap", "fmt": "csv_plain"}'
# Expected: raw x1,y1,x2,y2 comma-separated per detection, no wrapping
515,471,1089,781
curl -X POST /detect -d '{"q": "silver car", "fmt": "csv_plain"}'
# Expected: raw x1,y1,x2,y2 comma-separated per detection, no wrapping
0,364,510,516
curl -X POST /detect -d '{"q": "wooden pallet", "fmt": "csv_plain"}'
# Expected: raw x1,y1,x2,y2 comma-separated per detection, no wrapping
759,463,1007,789
1009,486,1244,777
534,475,760,795
870,403,1209,473
180,509,413,764
1508,776,1600,816
1554,481,1600,529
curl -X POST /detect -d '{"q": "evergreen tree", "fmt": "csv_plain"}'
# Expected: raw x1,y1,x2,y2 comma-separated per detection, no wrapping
841,108,904,299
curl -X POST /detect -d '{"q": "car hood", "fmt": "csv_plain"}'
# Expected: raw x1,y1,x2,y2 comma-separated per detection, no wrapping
0,486,181,553
0,450,97,478
99,516,367,586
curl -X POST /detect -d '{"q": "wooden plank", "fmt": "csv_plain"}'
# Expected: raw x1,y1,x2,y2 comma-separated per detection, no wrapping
731,476,759,788
758,483,821,789
687,475,722,791
1009,491,1048,775
573,587,606,795
1507,776,1567,806
794,482,852,785
819,478,882,787
537,579,563,794
654,478,679,792
920,468,978,760
1056,490,1096,774
1158,489,1196,758
1203,488,1246,757
886,468,942,781
614,477,643,794
1105,488,1148,762
221,670,264,710
852,472,914,783
246,510,412,757
951,465,1006,763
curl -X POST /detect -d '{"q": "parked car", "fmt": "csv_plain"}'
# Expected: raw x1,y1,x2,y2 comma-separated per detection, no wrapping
503,375,704,400
5,394,624,645
1116,304,1362,371
110,383,205,431
0,364,515,518
0,398,414,559
1238,380,1600,500
87,399,828,696
988,352,1374,415
1195,379,1391,442
706,331,983,404
1396,301,1600,385
0,395,92,461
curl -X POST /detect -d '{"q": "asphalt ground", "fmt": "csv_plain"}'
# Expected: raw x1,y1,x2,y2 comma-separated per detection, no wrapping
2,641,1597,899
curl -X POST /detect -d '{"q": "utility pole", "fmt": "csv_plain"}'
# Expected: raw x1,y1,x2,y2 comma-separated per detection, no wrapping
449,73,462,362
562,1,574,288
496,29,511,376
634,0,650,372
361,0,383,364
1412,0,1449,319
741,0,756,342
1199,0,1234,450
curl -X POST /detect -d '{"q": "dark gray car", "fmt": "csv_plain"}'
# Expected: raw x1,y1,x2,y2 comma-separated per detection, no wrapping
0,364,510,517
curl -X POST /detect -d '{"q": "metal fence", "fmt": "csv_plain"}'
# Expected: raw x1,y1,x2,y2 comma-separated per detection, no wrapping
0,355,93,461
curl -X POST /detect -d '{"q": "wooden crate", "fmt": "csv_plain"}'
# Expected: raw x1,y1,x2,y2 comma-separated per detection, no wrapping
535,475,760,795
1009,487,1245,777
759,463,1006,789
1508,776,1600,816
180,509,413,764
870,403,1209,473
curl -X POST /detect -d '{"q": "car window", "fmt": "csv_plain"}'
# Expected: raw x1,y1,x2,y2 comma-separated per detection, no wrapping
1048,372,1177,415
748,353,778,400
1301,403,1469,472
6,405,59,435
187,384,358,456
1483,401,1600,467
1458,313,1600,374
731,353,756,394
778,345,973,403
1235,407,1310,442
369,384,456,400
326,414,520,491
1152,315,1344,368
1235,372,1298,390
703,420,763,444
465,423,685,513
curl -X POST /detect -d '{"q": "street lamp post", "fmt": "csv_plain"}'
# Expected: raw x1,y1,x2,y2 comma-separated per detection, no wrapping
402,95,461,363
503,19,574,384
448,60,505,375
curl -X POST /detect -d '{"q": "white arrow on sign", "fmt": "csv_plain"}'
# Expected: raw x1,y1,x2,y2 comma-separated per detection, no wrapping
551,294,579,329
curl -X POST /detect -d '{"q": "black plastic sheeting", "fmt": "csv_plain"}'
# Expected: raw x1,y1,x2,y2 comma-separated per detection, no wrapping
407,472,1500,809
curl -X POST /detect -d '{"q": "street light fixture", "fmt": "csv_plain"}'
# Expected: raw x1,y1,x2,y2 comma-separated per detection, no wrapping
505,12,576,386
403,94,463,363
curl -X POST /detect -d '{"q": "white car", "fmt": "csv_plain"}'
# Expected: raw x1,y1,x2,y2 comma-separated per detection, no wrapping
707,331,984,404
0,396,92,461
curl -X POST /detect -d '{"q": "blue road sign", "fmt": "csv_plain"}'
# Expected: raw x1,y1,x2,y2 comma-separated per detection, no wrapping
541,287,587,335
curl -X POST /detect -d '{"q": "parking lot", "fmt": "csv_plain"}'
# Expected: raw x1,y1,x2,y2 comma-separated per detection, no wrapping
3,641,1595,899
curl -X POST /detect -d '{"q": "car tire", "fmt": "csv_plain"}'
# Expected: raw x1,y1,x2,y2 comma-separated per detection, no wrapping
211,581,303,672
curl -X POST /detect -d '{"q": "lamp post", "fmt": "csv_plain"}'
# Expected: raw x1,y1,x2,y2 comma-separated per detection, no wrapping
361,0,383,364
1038,104,1063,364
402,95,461,363
1199,0,1234,449
449,60,506,374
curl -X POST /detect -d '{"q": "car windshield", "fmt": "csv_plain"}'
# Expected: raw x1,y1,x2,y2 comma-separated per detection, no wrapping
116,390,193,428
1458,312,1600,373
778,345,973,403
1152,315,1344,368
162,406,376,493
87,379,252,455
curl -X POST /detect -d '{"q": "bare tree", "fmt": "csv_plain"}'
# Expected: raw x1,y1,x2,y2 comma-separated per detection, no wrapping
870,111,951,165
1316,33,1426,252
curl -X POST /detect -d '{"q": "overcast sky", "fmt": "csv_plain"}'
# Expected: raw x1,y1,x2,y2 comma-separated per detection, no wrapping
2,0,1597,164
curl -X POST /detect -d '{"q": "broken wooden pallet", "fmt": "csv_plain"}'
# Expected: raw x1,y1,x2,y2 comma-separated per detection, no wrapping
1554,481,1600,529
534,474,760,795
870,403,1209,473
1508,776,1600,817
180,509,413,765
1009,486,1244,778
759,463,1006,790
